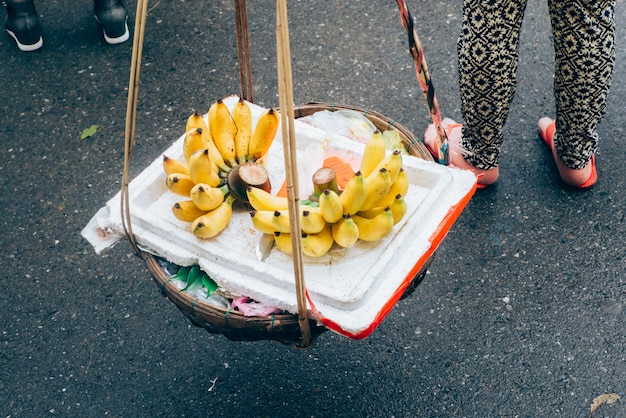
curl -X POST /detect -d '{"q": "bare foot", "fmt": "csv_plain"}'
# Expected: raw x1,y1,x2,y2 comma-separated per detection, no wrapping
537,117,596,188
424,119,499,187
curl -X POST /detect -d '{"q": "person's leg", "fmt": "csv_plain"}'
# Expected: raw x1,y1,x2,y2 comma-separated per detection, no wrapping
425,0,528,186
4,0,42,51
94,0,129,44
541,0,616,187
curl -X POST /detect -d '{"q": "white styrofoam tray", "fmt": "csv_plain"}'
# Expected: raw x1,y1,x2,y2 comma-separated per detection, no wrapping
82,95,477,339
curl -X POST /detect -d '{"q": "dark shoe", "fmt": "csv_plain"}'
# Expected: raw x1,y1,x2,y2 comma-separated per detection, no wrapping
4,0,43,51
94,0,129,44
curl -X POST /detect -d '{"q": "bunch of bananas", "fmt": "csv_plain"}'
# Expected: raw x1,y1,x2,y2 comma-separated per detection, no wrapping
163,97,280,239
247,131,409,257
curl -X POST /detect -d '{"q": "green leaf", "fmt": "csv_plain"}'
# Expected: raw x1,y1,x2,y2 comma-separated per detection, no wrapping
182,265,203,291
201,275,218,298
80,125,99,140
172,265,192,282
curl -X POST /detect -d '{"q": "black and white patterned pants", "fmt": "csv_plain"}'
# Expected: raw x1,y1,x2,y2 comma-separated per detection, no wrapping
458,0,616,170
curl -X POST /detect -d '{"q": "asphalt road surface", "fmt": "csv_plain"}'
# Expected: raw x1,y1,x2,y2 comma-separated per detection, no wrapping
1,0,626,416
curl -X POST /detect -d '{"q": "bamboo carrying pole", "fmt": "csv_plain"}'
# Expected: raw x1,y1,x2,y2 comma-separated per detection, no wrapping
275,0,312,348
234,0,254,102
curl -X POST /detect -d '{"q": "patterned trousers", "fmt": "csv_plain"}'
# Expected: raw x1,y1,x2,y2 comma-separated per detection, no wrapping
458,0,616,170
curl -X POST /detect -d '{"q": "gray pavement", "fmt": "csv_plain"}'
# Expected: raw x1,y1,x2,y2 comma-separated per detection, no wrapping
2,0,626,416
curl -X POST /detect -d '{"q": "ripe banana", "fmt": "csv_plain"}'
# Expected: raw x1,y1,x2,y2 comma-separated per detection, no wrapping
355,206,386,220
357,194,407,224
183,128,207,163
246,186,289,211
371,149,403,183
190,183,228,211
232,98,252,164
248,108,279,162
359,130,386,177
331,215,359,248
274,231,293,255
388,194,407,224
299,206,326,235
352,208,394,242
375,167,409,209
301,224,334,257
191,195,235,239
339,171,367,215
359,167,392,211
166,173,195,197
249,210,280,234
199,124,229,172
188,149,221,187
162,155,190,176
186,110,209,132
318,188,343,223
208,99,237,167
171,200,207,222
271,209,292,234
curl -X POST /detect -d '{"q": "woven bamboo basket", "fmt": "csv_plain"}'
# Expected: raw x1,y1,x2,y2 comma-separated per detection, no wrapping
141,102,434,345
118,0,448,348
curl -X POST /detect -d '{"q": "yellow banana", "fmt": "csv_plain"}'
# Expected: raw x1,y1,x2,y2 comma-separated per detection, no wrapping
249,210,279,234
352,208,394,242
191,195,235,239
359,130,386,177
271,209,292,234
208,99,237,167
188,149,221,187
339,171,367,215
248,108,279,162
331,215,359,248
232,98,252,164
198,123,229,172
388,194,407,224
301,224,334,257
186,110,208,132
357,194,407,224
190,183,228,211
359,167,392,211
375,167,409,209
318,188,343,223
299,206,326,235
162,155,190,176
183,128,207,163
166,173,195,197
246,186,289,211
171,200,207,223
274,231,293,255
355,206,385,219
371,149,403,183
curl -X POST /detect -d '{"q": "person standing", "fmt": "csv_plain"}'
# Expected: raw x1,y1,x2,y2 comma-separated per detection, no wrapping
425,1,616,189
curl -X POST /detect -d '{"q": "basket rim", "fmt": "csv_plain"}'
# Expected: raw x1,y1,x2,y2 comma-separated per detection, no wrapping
292,101,434,162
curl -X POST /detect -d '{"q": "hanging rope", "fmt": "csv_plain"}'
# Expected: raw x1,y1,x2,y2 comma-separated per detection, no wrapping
395,0,449,165
121,0,150,255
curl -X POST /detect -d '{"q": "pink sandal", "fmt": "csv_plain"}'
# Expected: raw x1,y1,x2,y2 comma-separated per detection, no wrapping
424,121,493,189
538,118,597,189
